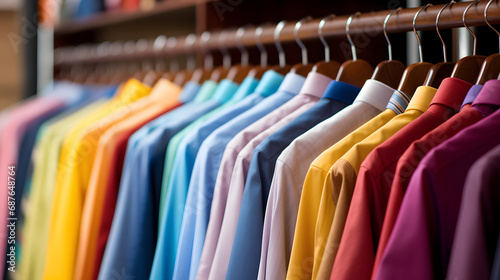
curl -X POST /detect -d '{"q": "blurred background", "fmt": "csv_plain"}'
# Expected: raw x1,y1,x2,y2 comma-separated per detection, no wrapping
1,0,498,110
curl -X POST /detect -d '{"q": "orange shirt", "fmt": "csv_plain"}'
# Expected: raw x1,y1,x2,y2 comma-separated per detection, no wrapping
74,79,182,280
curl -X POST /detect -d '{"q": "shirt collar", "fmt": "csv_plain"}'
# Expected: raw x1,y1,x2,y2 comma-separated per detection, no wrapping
386,90,412,115
193,80,218,103
211,79,239,103
276,72,307,96
297,72,332,99
406,86,437,112
322,80,360,104
430,77,473,112
179,81,201,103
461,84,483,110
231,76,259,101
353,79,396,111
471,79,500,116
254,70,285,97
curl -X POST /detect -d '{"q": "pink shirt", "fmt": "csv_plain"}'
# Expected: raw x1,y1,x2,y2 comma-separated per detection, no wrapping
203,72,332,280
0,96,66,274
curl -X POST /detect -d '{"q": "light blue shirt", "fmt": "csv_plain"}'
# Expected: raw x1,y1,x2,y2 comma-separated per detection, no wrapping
170,71,285,280
180,81,202,103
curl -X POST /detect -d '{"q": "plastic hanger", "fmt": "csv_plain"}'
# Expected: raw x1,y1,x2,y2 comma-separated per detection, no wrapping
311,14,341,79
450,0,486,84
225,27,253,83
335,12,374,88
270,21,293,75
247,25,274,79
288,17,314,77
424,1,456,87
475,0,500,84
397,4,433,96
370,8,406,89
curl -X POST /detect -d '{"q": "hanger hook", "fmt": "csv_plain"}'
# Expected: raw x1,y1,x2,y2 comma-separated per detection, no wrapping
436,1,455,62
294,16,312,65
464,0,480,55
413,4,433,63
166,37,180,73
255,25,268,68
185,33,197,71
236,27,249,67
318,14,336,63
384,7,401,61
200,31,213,71
218,31,231,68
485,0,500,52
274,21,286,67
346,12,361,61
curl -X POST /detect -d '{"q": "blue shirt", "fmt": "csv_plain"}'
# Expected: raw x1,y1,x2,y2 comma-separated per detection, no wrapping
148,76,265,280
224,81,361,280
98,80,241,280
170,71,285,280
180,81,202,103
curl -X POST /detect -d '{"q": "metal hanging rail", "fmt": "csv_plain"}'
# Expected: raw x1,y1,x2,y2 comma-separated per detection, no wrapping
54,1,500,66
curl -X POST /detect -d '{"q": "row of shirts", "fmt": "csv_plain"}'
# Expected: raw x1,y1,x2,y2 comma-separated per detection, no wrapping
1,69,499,280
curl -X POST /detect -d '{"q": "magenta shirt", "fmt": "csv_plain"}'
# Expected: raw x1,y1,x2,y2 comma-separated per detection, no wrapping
447,142,500,279
375,104,500,280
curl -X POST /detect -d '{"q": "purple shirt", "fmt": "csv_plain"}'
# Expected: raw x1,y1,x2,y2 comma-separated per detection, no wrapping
375,100,500,280
447,142,500,279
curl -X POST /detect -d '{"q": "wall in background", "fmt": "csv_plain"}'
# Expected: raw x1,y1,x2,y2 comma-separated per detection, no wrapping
0,9,23,110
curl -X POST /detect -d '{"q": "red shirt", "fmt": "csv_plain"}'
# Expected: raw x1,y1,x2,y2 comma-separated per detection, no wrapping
331,78,472,280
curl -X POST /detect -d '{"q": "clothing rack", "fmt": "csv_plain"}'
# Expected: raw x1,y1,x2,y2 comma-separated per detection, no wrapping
54,1,500,66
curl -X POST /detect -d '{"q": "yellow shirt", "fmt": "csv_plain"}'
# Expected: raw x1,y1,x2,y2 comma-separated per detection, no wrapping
20,101,107,280
74,79,182,280
43,79,152,280
315,86,437,280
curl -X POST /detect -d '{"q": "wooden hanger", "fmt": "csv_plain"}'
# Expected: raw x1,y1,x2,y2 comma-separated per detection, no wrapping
448,1,485,84
335,13,374,88
371,8,406,89
475,1,500,84
396,4,434,96
424,2,456,88
310,15,341,79
476,54,500,84
215,30,252,83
